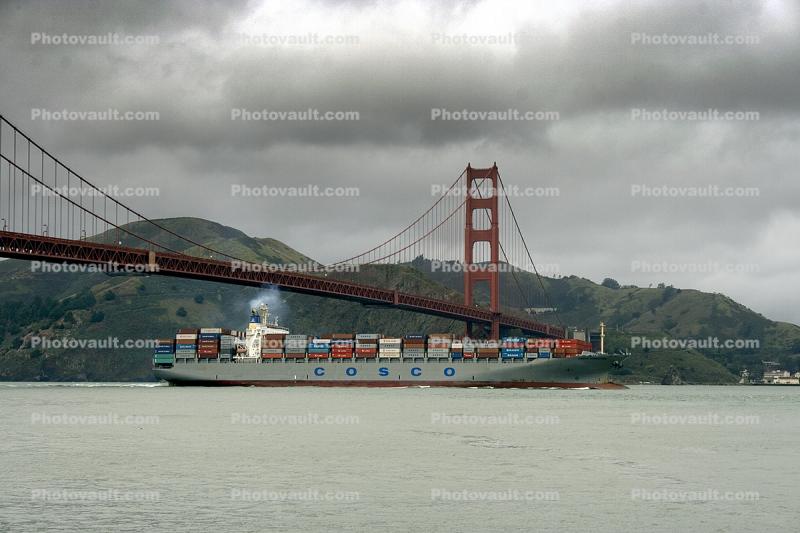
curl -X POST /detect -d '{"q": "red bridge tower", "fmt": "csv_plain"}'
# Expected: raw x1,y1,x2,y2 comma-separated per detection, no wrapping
463,163,501,339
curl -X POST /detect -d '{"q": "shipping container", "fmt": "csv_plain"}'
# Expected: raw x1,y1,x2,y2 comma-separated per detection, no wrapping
175,343,197,350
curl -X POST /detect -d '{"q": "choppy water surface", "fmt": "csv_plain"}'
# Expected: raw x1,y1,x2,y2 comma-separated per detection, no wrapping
0,384,797,532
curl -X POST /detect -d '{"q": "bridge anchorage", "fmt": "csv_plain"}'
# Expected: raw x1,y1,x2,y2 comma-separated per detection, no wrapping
0,114,564,339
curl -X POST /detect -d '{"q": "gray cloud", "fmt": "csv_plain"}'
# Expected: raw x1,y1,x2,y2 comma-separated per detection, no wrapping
1,0,799,323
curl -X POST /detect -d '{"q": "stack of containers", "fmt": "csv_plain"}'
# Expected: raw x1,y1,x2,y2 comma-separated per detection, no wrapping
555,339,591,358
198,328,222,359
153,339,175,365
500,337,526,359
261,333,285,359
402,334,426,358
219,333,236,360
537,344,552,358
355,334,380,358
175,329,198,359
450,338,464,360
331,334,355,359
462,338,476,359
426,334,452,359
525,338,542,358
379,337,402,359
307,338,331,359
476,340,500,359
285,334,309,359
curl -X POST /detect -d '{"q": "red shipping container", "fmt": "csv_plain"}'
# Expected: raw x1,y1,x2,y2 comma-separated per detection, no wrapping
284,353,306,359
307,353,329,359
261,339,284,349
260,353,283,359
331,353,353,359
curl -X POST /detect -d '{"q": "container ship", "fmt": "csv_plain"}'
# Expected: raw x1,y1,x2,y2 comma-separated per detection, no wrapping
152,304,626,389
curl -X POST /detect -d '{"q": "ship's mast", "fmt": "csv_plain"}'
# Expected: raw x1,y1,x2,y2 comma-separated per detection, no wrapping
599,322,606,354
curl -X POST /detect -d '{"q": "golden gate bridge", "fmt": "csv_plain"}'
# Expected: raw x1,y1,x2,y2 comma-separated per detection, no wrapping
0,114,564,339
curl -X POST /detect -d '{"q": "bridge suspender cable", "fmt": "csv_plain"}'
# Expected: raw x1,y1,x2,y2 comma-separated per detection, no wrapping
497,172,565,330
0,115,250,264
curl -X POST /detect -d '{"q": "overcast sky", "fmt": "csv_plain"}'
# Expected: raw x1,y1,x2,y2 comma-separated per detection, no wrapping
1,0,798,324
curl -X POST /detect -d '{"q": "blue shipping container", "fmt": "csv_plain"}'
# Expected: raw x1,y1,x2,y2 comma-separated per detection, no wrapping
176,343,196,350
538,353,551,358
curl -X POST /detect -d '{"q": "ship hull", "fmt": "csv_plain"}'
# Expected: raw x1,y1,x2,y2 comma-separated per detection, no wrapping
153,355,625,389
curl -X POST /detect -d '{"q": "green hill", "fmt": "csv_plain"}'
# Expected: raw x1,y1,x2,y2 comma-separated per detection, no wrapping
1,217,798,383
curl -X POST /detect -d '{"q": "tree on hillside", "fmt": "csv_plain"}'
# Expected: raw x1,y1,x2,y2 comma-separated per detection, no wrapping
601,278,621,290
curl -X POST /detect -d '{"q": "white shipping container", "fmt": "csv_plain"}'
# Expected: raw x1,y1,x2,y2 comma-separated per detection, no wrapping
175,334,198,340
379,338,402,344
200,328,223,334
